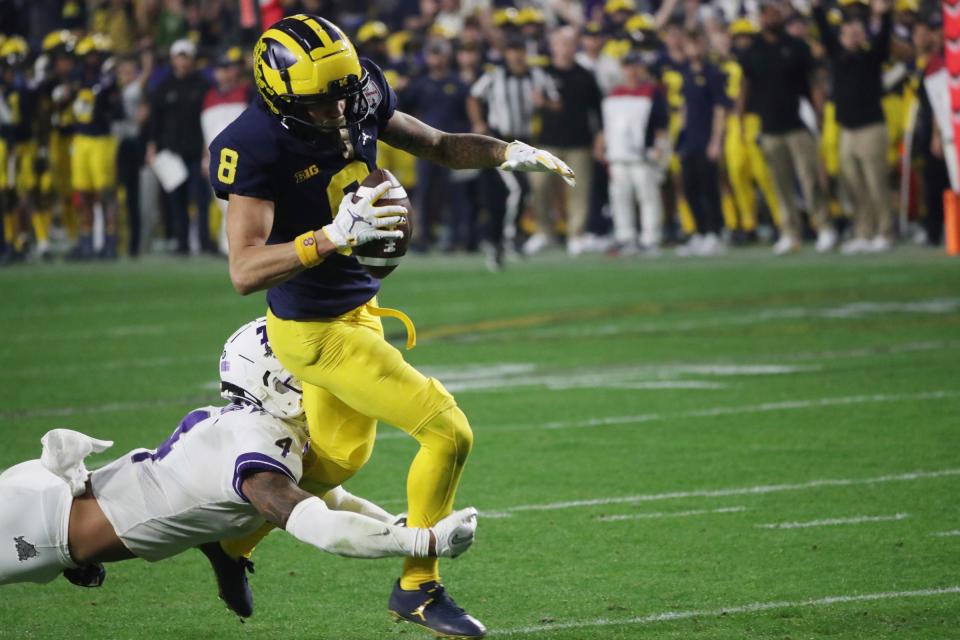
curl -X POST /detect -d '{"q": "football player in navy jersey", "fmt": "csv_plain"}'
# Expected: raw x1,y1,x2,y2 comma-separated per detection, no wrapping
207,14,575,638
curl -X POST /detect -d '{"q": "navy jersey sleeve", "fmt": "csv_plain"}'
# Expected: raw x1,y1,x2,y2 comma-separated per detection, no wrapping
360,58,398,130
739,45,756,82
650,87,669,131
208,111,277,201
708,66,731,109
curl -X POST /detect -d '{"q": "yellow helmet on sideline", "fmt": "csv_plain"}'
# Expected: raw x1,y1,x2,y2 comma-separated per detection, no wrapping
42,30,77,54
0,36,29,67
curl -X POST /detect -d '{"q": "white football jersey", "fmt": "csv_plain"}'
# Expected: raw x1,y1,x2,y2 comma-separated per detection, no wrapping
90,404,307,562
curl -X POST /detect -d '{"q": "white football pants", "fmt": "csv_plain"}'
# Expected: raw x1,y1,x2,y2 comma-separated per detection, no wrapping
0,460,77,585
609,162,663,248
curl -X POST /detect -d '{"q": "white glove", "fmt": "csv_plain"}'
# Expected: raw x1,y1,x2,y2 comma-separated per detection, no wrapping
322,181,406,252
499,141,576,187
429,507,478,558
40,429,114,497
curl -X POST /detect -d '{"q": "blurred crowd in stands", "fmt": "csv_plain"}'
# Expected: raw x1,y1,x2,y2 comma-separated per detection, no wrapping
0,0,951,268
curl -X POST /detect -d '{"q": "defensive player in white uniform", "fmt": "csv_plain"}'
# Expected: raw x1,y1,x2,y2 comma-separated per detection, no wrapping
0,318,478,607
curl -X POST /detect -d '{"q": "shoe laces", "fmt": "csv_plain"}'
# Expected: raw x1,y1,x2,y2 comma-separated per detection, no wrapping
427,584,465,616
238,557,255,576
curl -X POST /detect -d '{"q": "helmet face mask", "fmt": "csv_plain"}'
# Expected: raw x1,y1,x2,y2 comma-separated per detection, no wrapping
277,70,373,133
219,318,304,420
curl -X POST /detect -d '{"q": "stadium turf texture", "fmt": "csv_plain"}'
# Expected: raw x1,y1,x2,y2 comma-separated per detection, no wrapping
0,247,958,639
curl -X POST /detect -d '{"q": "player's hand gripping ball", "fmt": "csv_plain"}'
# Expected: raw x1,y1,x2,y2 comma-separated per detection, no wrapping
320,169,412,278
351,168,414,279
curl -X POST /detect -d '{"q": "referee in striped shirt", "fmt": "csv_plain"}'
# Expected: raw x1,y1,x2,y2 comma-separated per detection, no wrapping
468,35,560,270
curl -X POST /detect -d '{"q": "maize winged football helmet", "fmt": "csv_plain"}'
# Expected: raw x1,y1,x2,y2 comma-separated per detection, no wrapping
75,33,112,56
254,14,374,135
0,36,29,67
42,30,77,54
729,18,759,36
220,318,303,420
356,20,389,44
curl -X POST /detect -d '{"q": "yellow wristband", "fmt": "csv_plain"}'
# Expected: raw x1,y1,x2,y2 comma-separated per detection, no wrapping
294,231,324,268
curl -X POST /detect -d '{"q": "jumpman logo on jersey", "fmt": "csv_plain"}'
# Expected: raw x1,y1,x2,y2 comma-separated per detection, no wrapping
360,132,372,146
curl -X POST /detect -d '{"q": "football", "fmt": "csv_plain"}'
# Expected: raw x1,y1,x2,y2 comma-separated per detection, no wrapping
352,168,413,279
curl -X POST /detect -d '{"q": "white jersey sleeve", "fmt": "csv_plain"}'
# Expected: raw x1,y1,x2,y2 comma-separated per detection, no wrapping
224,407,305,504
91,403,307,562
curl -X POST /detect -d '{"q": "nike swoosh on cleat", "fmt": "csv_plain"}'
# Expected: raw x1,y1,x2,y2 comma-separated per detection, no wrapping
368,528,391,537
450,534,473,545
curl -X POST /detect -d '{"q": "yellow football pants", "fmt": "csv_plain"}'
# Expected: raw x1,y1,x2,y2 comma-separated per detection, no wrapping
667,111,697,235
223,299,472,589
725,114,781,231
71,134,118,192
882,93,904,169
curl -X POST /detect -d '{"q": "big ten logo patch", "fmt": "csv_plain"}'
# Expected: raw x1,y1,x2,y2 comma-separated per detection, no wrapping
295,164,320,184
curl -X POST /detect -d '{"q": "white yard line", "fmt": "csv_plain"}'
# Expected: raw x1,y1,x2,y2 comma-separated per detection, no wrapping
931,530,960,537
8,378,952,425
490,586,960,636
479,468,960,518
541,390,960,430
475,297,960,343
375,389,960,441
7,323,180,345
597,506,748,522
15,355,209,378
756,513,910,529
0,396,212,420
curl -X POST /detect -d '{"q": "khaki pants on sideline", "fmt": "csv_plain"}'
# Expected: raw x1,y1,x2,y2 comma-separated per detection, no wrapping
528,145,593,238
839,122,893,240
760,129,828,241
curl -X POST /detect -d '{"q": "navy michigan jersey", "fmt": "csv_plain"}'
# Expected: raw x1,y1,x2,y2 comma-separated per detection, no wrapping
209,58,398,319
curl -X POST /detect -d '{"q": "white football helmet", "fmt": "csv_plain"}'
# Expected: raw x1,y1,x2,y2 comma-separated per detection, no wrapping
219,317,303,419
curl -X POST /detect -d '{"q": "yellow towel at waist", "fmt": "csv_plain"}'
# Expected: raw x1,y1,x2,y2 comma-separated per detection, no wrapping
367,303,417,350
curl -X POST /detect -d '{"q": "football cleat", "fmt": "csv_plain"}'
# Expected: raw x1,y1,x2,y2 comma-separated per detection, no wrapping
198,542,255,619
63,563,106,588
389,580,486,638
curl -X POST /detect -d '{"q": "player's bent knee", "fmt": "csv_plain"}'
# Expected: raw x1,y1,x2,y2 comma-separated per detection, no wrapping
417,407,473,465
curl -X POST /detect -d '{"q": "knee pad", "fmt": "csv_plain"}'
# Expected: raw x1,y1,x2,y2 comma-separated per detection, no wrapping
416,406,473,465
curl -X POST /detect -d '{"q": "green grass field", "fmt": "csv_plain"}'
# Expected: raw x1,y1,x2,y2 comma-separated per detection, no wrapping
1,247,959,639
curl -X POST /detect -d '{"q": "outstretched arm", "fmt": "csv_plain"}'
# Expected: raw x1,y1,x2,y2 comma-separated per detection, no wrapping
381,110,507,169
382,110,576,185
321,485,397,523
241,471,476,558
